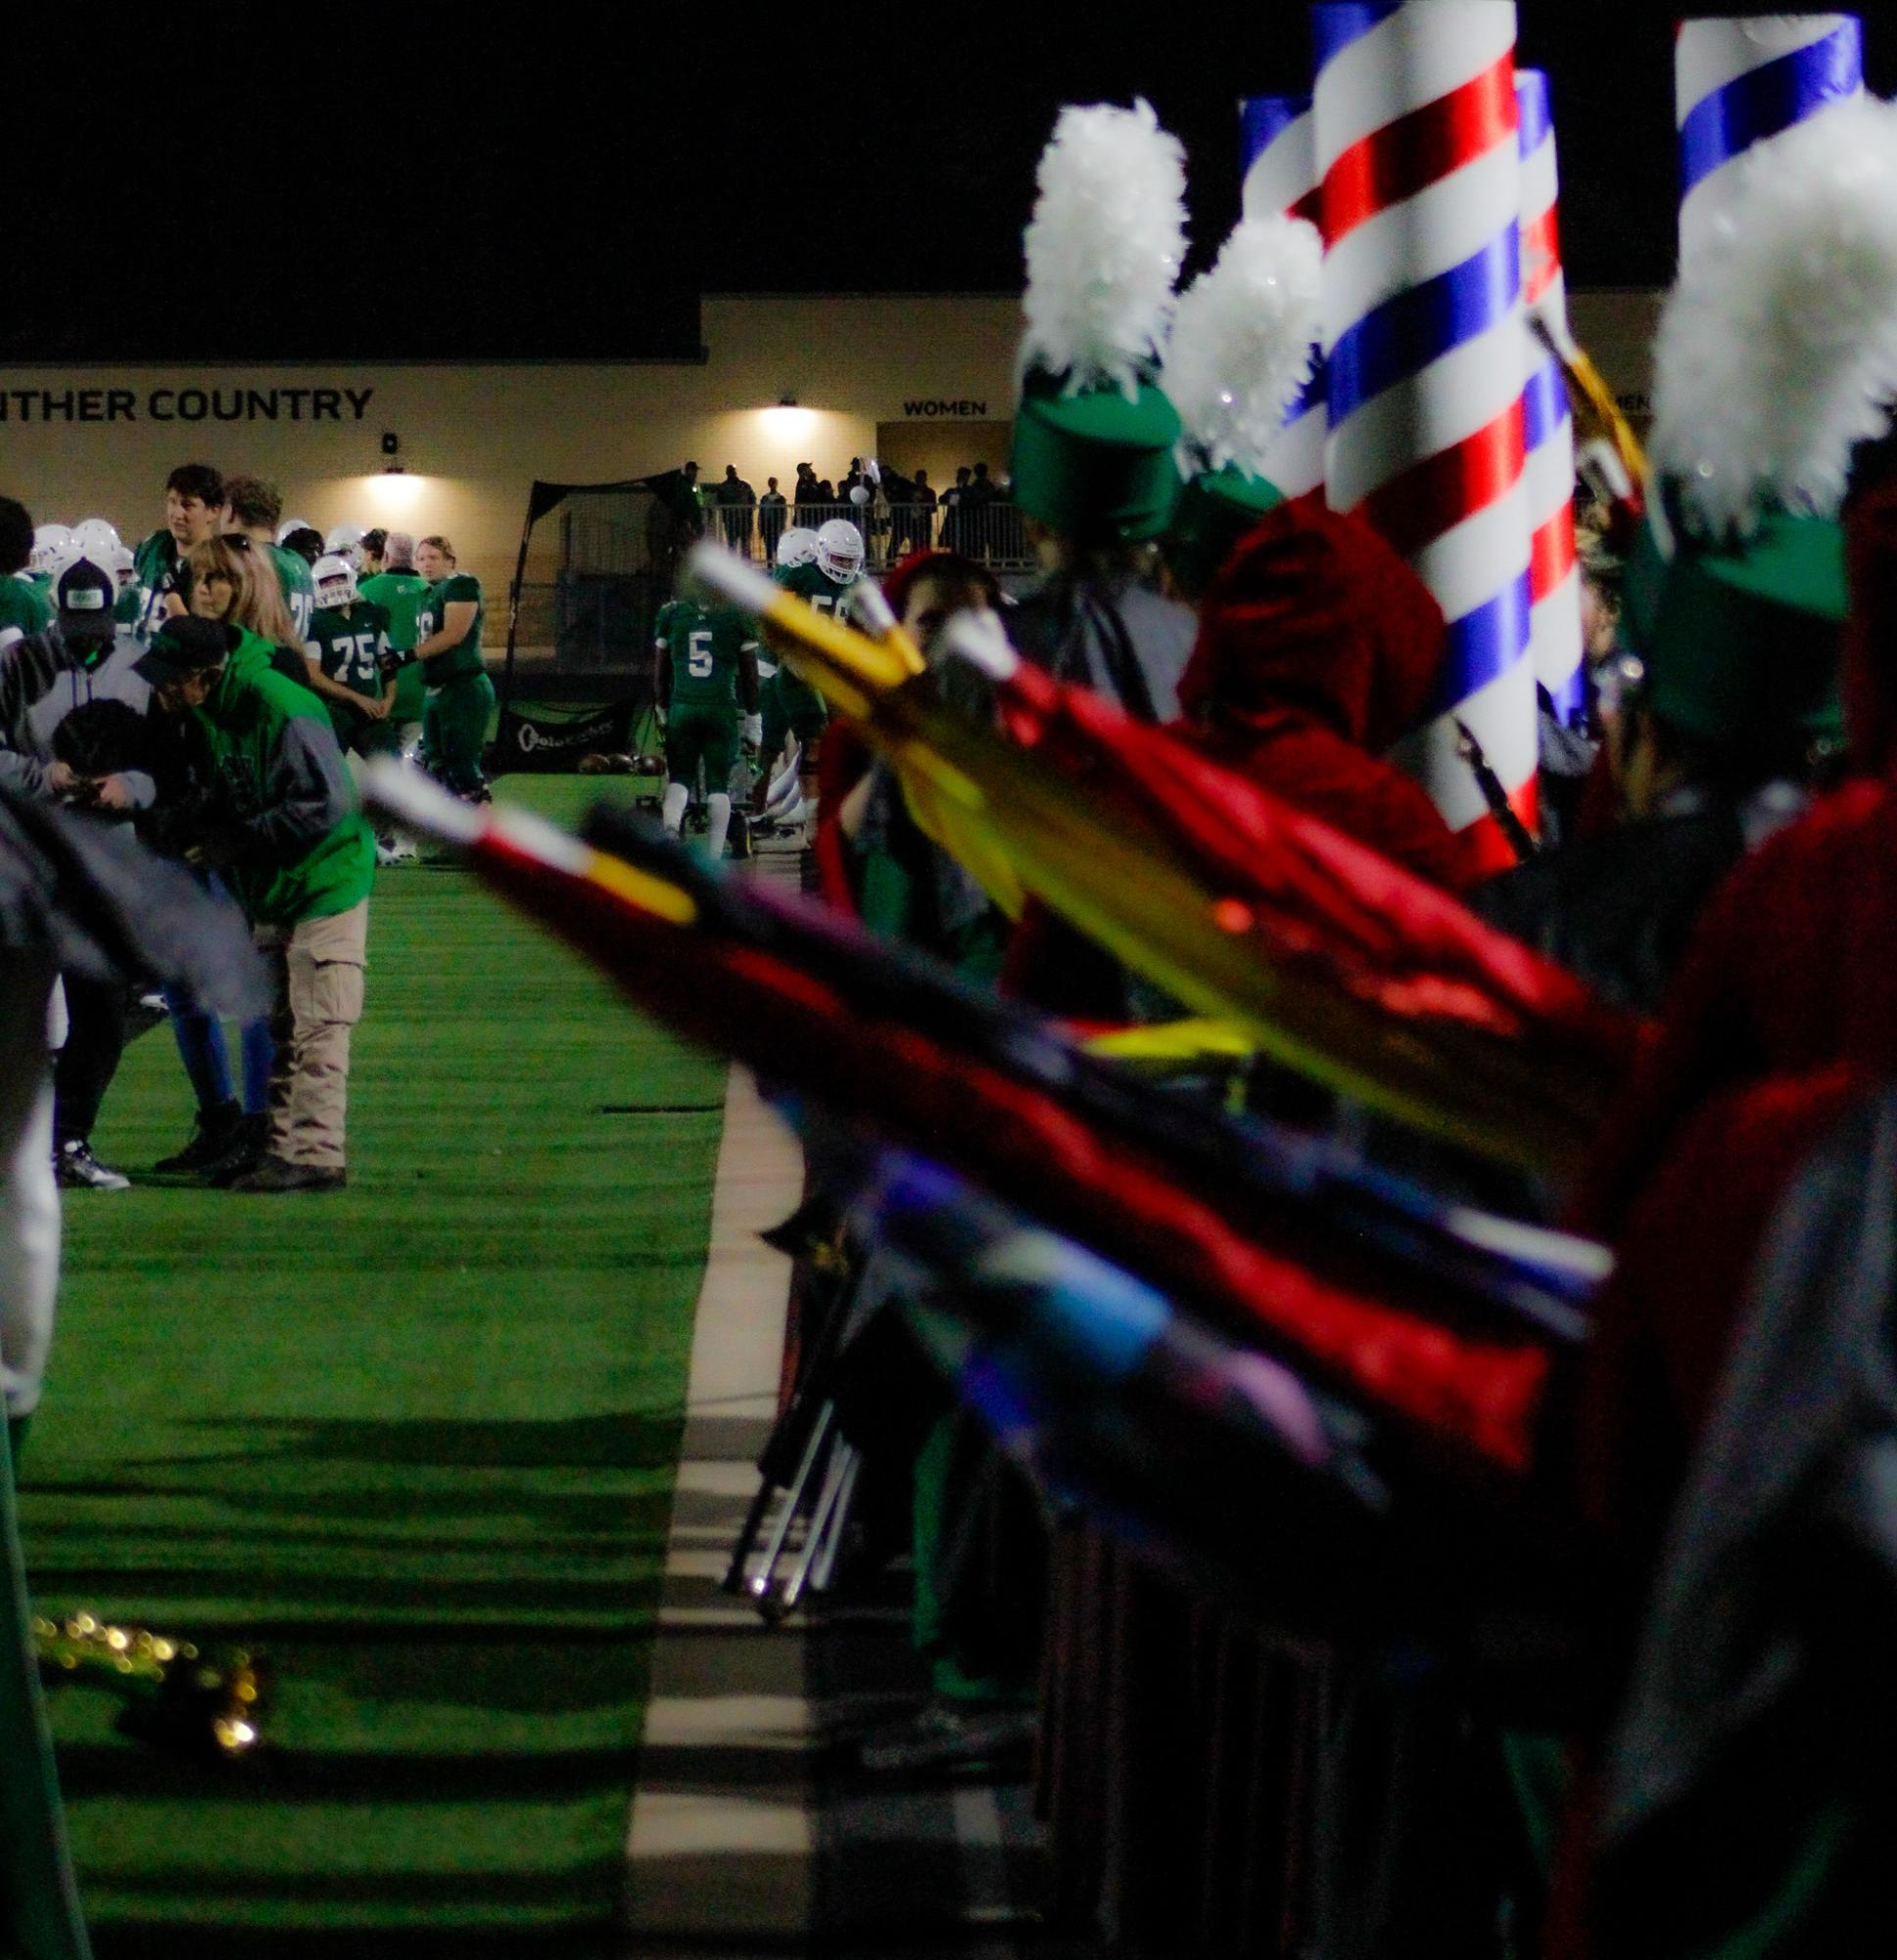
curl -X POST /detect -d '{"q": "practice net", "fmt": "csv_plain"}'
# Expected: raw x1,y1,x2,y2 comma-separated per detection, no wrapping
496,470,701,773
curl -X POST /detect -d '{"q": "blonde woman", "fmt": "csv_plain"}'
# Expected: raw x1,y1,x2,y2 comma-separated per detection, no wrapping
150,533,311,1182
185,535,305,659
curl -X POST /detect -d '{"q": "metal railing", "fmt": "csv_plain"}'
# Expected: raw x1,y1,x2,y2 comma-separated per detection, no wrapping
694,499,1034,572
507,497,1037,692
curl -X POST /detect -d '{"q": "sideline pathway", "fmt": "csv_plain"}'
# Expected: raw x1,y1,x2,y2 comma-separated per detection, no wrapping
621,1064,812,1953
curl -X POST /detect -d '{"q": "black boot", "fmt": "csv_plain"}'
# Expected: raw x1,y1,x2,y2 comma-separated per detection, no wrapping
155,1099,243,1175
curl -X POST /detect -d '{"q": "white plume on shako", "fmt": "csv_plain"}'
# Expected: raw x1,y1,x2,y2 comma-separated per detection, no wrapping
1652,91,1897,538
1018,98,1189,399
1164,215,1325,481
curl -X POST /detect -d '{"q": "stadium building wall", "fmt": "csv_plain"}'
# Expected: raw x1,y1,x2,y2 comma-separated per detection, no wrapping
0,288,1659,612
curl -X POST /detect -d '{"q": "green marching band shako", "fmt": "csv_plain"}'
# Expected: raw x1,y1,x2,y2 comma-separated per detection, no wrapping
1007,100,1191,550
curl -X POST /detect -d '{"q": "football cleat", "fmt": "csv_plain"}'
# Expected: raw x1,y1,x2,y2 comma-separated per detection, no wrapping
55,1140,130,1190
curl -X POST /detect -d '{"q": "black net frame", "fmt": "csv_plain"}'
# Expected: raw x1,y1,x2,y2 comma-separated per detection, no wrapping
498,469,703,723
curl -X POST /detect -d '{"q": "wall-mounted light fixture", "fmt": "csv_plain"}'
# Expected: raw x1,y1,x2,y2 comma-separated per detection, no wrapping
760,398,816,441
380,430,403,473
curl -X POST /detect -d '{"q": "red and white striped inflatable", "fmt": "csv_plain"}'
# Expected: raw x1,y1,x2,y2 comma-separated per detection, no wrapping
1311,0,1537,865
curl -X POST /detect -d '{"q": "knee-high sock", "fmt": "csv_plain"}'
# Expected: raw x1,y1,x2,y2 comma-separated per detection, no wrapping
705,792,733,858
661,782,690,833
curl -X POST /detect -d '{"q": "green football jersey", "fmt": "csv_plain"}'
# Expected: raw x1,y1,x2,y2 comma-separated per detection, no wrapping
131,530,180,638
304,599,392,702
774,560,856,620
357,569,430,651
656,599,756,710
113,584,144,627
268,542,316,643
132,529,176,590
0,574,52,642
415,572,485,685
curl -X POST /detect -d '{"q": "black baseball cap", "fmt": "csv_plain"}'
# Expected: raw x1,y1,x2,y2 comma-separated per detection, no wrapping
133,617,239,686
56,556,117,637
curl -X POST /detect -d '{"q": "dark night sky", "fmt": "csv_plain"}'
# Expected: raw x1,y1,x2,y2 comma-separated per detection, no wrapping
7,11,1892,362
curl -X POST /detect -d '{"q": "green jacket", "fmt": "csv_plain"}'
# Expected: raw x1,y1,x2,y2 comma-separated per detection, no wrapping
190,629,374,925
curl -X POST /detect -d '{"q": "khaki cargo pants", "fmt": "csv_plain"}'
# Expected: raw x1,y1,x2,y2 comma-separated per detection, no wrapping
253,900,367,1171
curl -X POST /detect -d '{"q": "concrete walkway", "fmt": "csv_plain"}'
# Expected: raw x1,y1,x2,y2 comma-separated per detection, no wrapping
619,843,1047,1958
623,1065,812,1956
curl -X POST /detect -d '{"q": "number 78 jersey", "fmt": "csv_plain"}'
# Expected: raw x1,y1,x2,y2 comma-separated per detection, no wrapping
656,599,757,708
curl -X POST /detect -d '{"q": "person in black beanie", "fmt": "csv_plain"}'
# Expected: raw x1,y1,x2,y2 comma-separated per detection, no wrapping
0,557,159,1187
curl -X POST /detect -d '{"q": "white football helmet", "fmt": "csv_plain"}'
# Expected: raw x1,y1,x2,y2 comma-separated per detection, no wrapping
72,517,123,561
814,518,865,587
325,522,366,568
311,553,356,610
107,543,138,593
30,525,74,576
776,526,819,569
276,517,314,546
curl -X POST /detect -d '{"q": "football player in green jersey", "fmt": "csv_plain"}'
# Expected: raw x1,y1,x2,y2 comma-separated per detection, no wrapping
411,534,494,800
109,546,144,627
756,517,862,833
357,532,431,738
133,462,224,636
0,501,52,648
303,555,401,759
654,597,761,860
221,475,317,643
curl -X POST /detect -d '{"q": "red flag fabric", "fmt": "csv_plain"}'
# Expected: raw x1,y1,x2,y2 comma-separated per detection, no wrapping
1176,495,1481,891
459,815,1556,1472
992,646,1634,1072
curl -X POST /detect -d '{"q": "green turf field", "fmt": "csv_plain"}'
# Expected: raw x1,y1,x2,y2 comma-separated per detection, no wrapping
17,778,723,1955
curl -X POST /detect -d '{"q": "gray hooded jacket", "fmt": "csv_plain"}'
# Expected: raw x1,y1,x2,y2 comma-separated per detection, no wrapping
0,624,156,808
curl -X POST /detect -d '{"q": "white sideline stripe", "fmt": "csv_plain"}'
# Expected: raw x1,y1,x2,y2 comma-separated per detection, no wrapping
1322,146,1522,333
665,1546,741,1582
1314,5,1518,168
629,1792,812,1861
658,1603,764,1630
1676,16,1848,120
672,1458,767,1500
626,1052,812,1932
642,1694,813,1746
681,1067,799,1416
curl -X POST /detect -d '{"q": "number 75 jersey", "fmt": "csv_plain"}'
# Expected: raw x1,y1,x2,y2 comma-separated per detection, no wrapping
655,599,758,709
305,598,393,701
